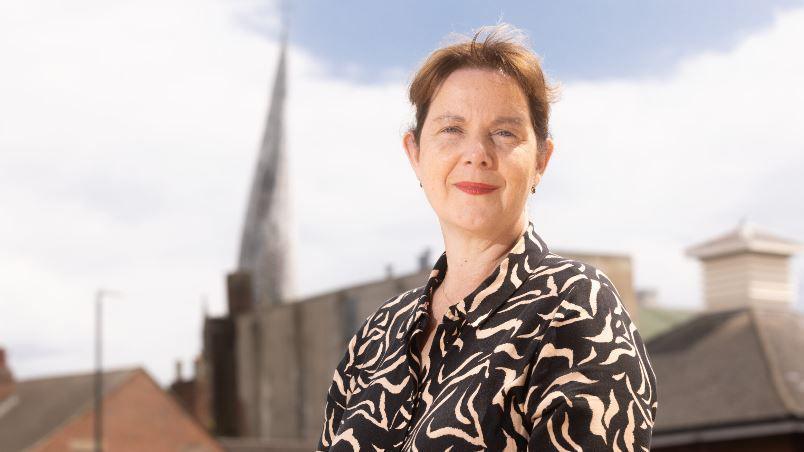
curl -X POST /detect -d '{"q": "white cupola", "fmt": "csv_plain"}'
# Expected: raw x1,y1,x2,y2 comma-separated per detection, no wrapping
686,221,802,311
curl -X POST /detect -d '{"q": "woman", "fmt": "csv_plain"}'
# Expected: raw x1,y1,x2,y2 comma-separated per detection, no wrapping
317,24,657,451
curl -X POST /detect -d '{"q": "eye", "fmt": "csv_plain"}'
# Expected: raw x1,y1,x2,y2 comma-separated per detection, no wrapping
440,126,462,134
494,129,516,138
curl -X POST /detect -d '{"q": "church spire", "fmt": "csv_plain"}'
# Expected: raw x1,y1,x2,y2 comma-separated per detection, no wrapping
238,37,291,306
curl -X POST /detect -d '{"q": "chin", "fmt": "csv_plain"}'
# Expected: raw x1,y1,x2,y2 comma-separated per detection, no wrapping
448,209,506,233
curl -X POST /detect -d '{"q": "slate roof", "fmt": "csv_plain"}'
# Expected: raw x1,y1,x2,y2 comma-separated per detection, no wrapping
0,367,138,452
647,304,804,446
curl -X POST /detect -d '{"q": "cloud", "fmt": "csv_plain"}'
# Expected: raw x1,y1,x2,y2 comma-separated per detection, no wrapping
1,0,802,386
540,7,804,310
0,0,285,383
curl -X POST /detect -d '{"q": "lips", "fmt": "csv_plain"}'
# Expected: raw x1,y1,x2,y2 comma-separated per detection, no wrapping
454,181,499,195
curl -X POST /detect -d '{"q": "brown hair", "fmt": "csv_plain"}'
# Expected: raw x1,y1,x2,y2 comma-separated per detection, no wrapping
408,24,560,151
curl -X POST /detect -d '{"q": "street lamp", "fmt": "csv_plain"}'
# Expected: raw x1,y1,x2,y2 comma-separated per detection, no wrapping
94,289,120,452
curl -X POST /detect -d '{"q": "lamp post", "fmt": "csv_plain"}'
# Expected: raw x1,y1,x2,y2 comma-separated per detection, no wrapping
94,289,119,452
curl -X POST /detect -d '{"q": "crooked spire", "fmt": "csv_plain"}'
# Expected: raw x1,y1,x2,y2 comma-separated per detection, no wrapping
238,37,291,306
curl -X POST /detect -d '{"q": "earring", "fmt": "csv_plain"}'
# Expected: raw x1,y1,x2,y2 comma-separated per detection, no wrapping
530,185,536,194
419,180,423,188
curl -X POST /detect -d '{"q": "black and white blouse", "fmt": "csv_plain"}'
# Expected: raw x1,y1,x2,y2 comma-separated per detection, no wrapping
317,220,658,451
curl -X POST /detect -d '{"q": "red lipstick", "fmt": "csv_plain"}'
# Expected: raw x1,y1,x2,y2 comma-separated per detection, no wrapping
454,181,499,195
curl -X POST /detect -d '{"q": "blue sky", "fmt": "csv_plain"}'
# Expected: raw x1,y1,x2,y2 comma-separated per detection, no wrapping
243,0,803,82
1,0,803,385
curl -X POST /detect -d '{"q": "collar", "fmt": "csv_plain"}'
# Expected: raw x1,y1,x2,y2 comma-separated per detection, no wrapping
409,219,550,335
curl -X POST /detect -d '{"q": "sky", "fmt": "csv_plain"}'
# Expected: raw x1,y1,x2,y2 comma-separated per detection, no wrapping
1,0,803,386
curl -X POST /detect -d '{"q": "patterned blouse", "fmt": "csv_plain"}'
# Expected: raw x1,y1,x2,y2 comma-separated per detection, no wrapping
317,220,658,451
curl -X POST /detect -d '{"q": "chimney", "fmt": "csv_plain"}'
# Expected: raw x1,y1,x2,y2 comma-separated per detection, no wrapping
686,221,803,311
193,355,202,380
174,359,184,383
226,271,254,316
0,347,15,400
418,247,432,272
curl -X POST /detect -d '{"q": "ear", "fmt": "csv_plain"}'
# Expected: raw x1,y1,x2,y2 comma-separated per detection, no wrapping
532,137,554,187
402,130,422,179
537,137,554,174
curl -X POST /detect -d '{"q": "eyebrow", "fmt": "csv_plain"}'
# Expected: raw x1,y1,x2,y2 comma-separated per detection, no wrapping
433,113,526,126
433,113,466,123
492,116,525,126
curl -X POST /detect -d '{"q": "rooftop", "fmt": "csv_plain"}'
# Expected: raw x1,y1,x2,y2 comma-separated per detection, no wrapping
0,367,139,452
686,221,803,259
648,304,804,446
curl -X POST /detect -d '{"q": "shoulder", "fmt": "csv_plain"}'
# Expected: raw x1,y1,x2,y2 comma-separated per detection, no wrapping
338,285,425,378
533,252,618,291
519,252,639,346
375,284,426,315
525,252,654,390
332,285,424,378
370,284,426,326
529,252,625,316
351,285,426,348
524,254,658,448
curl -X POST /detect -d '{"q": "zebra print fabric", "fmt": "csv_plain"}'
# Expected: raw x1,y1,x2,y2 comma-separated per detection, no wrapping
317,220,657,451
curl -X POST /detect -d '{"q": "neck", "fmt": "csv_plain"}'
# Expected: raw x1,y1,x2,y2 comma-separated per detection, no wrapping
438,213,528,302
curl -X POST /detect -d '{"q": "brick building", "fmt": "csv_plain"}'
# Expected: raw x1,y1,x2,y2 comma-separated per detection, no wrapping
0,355,222,452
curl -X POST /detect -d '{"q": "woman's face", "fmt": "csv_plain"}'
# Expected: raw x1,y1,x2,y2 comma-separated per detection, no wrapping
403,67,553,235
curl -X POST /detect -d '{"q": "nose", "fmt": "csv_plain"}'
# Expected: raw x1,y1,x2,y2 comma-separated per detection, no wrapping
463,135,493,168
